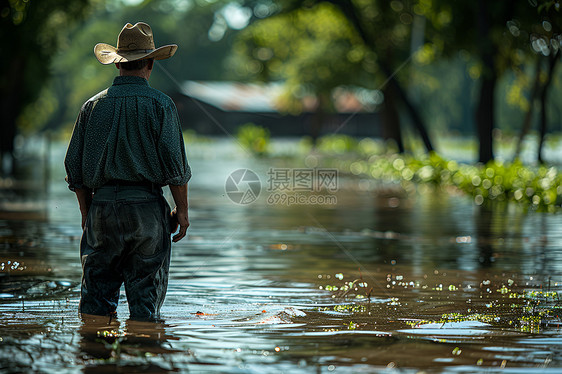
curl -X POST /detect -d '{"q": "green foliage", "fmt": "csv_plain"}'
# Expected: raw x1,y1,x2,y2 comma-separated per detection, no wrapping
419,1,551,70
417,0,561,162
236,123,270,157
402,155,560,211
316,134,358,154
182,129,211,144
10,0,562,162
315,135,562,211
231,2,367,114
17,0,237,134
0,0,92,152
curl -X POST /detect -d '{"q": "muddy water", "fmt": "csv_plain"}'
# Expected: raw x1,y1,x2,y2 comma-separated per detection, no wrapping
1,140,562,373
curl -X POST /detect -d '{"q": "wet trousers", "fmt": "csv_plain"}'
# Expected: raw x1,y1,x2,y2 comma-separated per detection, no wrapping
79,185,172,321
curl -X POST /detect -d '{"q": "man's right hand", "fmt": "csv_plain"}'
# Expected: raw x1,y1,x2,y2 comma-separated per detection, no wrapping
81,212,88,230
75,187,93,231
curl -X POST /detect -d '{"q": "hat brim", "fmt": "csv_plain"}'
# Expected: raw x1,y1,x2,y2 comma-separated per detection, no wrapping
94,43,177,65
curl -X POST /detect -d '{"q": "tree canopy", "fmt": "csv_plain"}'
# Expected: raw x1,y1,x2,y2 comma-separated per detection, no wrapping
419,0,561,162
232,3,367,113
2,0,562,166
0,0,91,162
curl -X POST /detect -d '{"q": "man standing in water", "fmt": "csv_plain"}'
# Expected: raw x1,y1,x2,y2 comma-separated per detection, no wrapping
64,22,191,321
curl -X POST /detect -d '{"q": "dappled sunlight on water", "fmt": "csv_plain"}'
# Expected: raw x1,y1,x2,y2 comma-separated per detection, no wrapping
1,140,562,372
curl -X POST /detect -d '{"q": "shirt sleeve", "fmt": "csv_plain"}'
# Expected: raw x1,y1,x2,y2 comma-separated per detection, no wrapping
64,103,89,191
157,100,191,186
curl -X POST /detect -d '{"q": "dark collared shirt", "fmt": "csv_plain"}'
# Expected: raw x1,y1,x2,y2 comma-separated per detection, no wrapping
64,76,191,190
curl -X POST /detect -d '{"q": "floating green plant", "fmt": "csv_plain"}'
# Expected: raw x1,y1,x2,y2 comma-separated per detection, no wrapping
319,271,562,334
315,304,367,314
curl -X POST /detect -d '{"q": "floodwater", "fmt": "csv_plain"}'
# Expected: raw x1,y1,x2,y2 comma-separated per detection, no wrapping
1,139,562,373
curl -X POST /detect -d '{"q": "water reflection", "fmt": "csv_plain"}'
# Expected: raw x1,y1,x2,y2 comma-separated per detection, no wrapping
78,314,182,373
475,207,495,268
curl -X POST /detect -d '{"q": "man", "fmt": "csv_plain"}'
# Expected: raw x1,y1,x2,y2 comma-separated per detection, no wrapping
64,22,191,321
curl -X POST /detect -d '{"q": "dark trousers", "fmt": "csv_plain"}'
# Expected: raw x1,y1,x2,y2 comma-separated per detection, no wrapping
79,185,172,321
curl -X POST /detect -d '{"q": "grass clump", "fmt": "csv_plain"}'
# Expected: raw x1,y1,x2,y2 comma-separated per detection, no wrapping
237,123,270,157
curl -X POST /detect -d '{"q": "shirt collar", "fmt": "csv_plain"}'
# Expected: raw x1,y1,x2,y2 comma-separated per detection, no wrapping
112,75,150,86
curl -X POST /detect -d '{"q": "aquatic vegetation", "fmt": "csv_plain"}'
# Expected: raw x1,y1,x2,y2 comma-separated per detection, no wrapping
236,123,270,156
319,272,562,335
404,313,499,328
316,134,358,154
311,135,562,211
319,274,371,300
316,304,368,314
182,129,213,144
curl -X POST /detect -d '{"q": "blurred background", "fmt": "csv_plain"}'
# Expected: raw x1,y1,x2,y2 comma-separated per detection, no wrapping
1,0,561,172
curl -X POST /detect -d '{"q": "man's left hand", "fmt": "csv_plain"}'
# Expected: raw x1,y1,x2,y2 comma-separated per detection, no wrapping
172,209,189,242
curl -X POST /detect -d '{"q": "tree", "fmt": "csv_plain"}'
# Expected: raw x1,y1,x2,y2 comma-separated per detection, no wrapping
321,0,434,153
512,0,561,163
16,0,235,136
10,0,233,138
419,1,510,163
232,3,368,141
231,0,434,152
0,0,91,174
421,0,560,163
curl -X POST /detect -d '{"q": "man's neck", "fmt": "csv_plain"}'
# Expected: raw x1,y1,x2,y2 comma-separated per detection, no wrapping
119,69,150,81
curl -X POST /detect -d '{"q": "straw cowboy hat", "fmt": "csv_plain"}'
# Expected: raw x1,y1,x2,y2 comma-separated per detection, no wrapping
94,22,177,65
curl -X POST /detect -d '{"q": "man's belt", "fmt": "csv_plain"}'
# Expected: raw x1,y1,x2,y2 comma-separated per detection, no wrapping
104,180,156,188
96,180,161,192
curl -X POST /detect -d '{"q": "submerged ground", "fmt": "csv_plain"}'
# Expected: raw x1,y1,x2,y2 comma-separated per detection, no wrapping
1,139,561,373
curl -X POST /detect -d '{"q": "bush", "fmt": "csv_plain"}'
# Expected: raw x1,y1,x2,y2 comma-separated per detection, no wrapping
236,123,270,157
316,134,358,154
312,138,562,212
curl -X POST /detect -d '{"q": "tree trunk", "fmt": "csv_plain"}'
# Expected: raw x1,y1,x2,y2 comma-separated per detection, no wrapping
327,0,432,153
380,85,404,153
310,92,330,145
513,56,542,161
538,86,547,164
0,56,24,176
374,57,434,152
476,69,496,164
537,50,560,164
475,0,496,164
386,66,433,152
475,207,494,267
